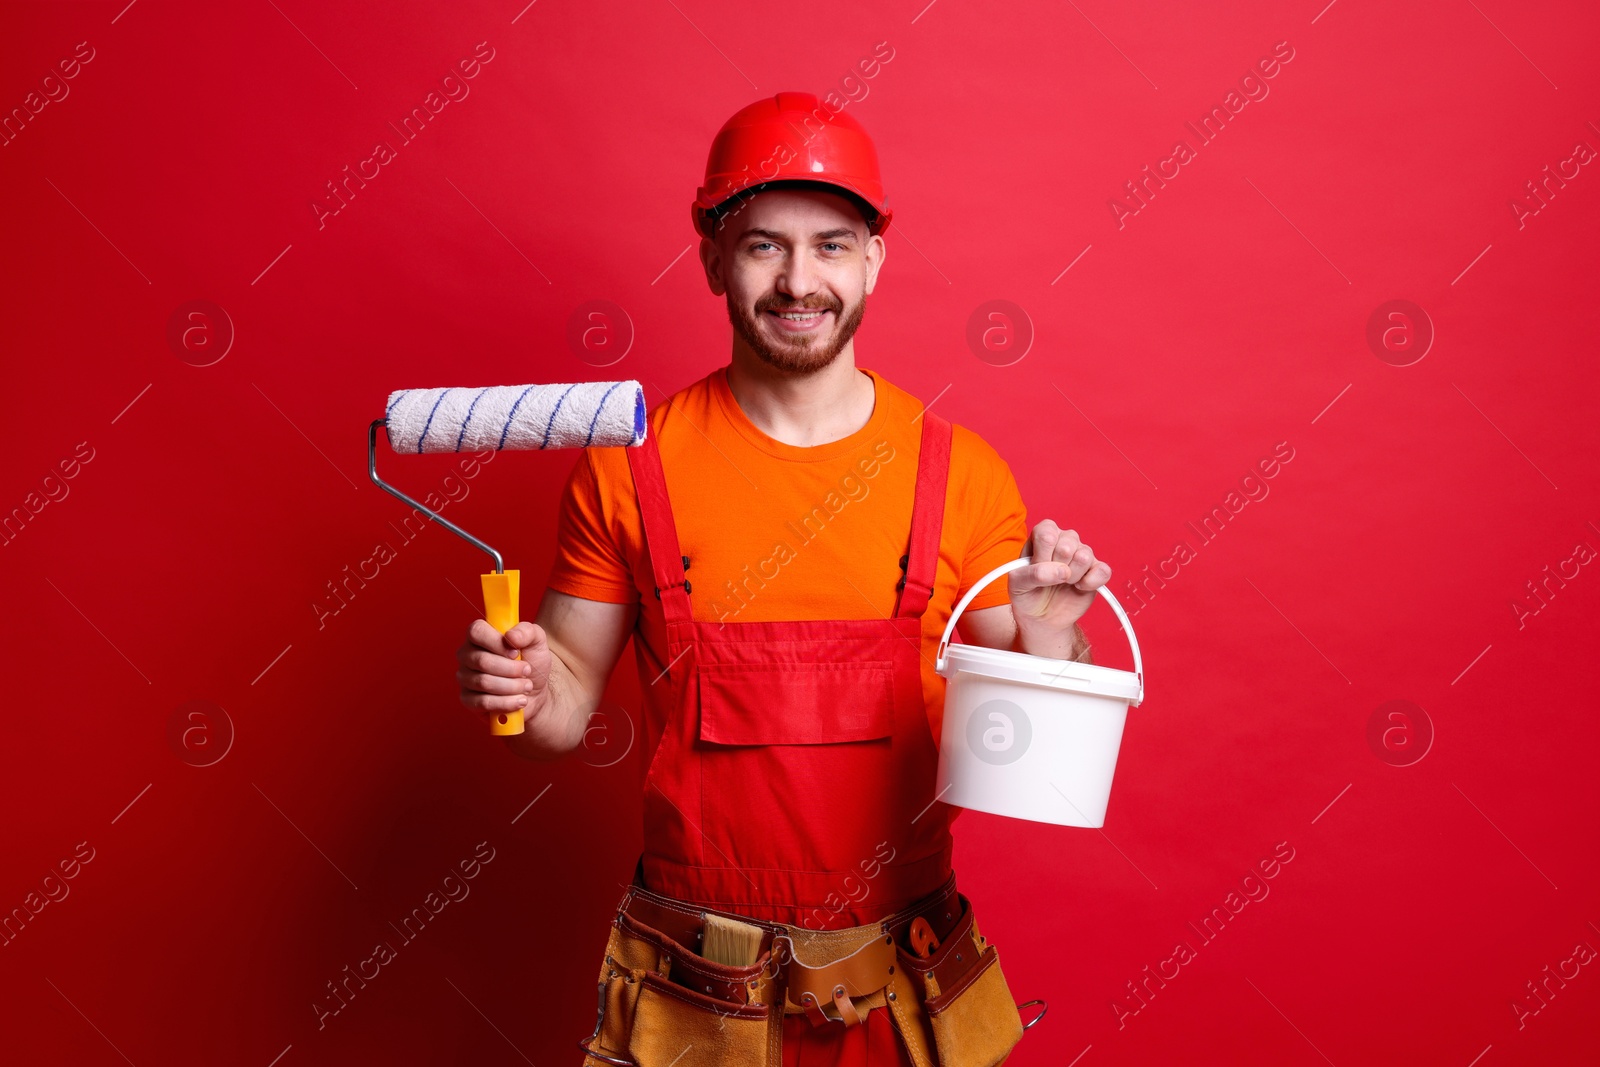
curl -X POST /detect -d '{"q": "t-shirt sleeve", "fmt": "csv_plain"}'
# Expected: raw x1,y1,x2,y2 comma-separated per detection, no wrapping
546,447,638,604
958,430,1029,612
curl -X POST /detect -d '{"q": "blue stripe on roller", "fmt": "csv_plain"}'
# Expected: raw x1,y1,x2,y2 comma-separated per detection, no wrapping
385,391,407,419
539,384,578,448
499,385,539,450
456,387,490,452
583,381,625,446
417,388,453,453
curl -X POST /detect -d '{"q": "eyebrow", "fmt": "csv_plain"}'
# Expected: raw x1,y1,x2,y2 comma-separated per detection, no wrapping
737,227,859,243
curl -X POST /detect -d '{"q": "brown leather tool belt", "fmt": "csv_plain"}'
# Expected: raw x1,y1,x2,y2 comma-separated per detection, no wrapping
579,862,1041,1067
612,870,971,1025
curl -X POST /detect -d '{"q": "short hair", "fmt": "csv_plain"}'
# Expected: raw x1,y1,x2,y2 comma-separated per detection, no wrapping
705,179,879,238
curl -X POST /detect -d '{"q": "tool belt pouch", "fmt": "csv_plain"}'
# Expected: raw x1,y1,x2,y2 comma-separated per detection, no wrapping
582,907,776,1067
888,893,1025,1067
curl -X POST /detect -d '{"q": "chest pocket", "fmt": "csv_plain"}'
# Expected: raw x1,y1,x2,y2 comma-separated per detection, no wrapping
696,661,895,745
693,657,903,874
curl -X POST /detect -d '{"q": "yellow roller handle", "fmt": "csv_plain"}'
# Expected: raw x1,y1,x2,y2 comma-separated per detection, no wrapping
480,569,526,736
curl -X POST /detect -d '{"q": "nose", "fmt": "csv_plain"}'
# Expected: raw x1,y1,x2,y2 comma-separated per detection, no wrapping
774,250,822,304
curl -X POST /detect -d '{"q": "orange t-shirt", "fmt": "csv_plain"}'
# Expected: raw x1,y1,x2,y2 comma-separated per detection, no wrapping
546,364,1029,746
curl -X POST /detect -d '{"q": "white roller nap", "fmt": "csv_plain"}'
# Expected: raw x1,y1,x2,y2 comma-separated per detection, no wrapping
384,381,646,453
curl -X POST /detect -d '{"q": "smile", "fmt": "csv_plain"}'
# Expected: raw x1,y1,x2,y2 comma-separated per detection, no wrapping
766,308,831,332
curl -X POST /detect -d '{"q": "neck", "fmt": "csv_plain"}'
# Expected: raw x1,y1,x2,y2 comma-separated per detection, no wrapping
725,345,875,447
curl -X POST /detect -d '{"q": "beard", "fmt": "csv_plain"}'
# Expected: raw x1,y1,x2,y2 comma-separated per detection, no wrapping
726,289,866,375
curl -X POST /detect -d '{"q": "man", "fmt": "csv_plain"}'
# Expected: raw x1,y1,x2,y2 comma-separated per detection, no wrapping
456,92,1111,1067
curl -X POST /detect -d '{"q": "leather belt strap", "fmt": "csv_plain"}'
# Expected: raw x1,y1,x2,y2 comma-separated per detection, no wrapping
619,857,964,946
614,865,965,1027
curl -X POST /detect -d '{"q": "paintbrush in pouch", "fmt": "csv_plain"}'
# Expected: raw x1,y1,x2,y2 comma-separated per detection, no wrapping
700,912,764,967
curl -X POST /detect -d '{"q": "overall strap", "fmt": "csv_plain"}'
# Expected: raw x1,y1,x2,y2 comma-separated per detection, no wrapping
894,412,952,620
625,428,693,628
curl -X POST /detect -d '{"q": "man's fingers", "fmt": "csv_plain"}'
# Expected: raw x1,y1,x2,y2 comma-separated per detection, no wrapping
1010,546,1105,593
464,619,510,657
1062,543,1094,584
1053,529,1082,561
1028,520,1057,564
1074,559,1113,591
464,618,545,656
459,686,530,714
459,645,531,679
504,620,547,651
456,619,546,720
456,664,532,695
1010,560,1071,593
459,622,538,694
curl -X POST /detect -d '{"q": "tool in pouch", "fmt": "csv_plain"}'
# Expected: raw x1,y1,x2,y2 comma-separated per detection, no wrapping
909,916,941,958
369,381,646,736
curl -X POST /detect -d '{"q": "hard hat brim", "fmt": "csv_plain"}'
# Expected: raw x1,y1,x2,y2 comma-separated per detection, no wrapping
695,179,891,241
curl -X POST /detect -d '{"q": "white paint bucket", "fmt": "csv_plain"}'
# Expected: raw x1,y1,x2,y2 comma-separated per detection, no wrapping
935,556,1145,828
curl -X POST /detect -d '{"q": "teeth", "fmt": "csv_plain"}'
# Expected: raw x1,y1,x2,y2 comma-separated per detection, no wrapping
775,311,823,320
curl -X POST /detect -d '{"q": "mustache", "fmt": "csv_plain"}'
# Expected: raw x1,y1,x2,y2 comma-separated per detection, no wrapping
757,297,839,313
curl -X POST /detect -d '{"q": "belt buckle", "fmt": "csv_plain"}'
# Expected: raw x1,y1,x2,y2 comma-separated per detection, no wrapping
774,929,897,1029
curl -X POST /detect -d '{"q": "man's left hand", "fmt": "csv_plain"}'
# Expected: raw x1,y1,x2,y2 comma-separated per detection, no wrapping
1008,520,1112,654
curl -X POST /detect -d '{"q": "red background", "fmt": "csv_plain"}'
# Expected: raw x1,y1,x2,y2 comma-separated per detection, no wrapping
3,0,1597,1063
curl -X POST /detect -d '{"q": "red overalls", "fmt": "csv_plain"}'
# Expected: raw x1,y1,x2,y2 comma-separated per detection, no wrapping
622,409,957,1065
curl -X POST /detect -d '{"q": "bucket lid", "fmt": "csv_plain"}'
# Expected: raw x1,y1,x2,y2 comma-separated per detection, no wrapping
939,641,1142,701
936,555,1145,707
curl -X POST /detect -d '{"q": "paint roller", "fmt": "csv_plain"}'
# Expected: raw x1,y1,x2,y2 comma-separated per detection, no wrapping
368,381,647,735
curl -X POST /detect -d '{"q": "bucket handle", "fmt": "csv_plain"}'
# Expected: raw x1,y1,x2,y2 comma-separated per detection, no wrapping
935,555,1144,706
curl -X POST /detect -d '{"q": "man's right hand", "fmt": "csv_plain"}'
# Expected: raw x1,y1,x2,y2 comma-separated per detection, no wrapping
456,619,553,724
451,589,637,759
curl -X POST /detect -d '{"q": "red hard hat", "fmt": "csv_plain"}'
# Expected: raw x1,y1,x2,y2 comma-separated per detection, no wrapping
692,92,893,240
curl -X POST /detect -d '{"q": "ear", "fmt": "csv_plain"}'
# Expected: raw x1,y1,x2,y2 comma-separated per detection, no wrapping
698,235,726,296
862,233,887,296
